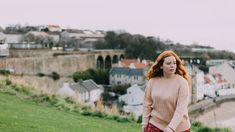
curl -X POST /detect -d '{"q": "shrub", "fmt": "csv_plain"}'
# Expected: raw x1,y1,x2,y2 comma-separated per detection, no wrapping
5,79,12,85
80,110,92,116
192,121,203,127
137,115,142,123
55,102,71,111
73,105,81,113
1,87,17,95
37,72,45,77
49,95,61,106
115,116,131,123
31,94,51,103
111,85,130,95
49,72,60,80
110,115,119,120
91,111,107,118
64,97,75,104
0,69,10,75
197,127,213,132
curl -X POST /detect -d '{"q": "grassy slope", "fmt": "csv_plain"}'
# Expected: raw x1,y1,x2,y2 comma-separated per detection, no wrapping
0,93,141,132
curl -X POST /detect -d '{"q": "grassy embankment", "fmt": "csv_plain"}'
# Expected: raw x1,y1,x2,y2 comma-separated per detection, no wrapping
0,79,232,132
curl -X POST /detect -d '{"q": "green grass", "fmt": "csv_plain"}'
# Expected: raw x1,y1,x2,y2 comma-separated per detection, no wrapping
0,79,232,132
0,92,141,132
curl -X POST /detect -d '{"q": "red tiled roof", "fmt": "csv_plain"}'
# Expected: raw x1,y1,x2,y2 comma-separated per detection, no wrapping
120,59,153,69
121,59,138,66
134,63,147,69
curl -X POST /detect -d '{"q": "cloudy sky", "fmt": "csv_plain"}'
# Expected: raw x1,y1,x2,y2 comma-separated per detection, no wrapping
1,0,235,52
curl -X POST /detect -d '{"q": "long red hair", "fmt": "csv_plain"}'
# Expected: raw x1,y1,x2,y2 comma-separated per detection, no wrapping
147,50,191,85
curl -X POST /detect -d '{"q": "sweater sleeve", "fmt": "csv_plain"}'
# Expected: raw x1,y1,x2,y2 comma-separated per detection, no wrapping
142,79,153,127
168,79,189,131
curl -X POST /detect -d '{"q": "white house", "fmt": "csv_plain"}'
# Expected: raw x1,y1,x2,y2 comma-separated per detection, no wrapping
0,32,9,57
4,33,23,44
194,68,205,101
118,82,146,117
56,79,104,103
185,64,205,102
209,60,235,85
27,31,60,43
109,67,146,86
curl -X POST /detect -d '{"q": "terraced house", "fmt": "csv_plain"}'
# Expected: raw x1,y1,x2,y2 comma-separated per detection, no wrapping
109,67,146,86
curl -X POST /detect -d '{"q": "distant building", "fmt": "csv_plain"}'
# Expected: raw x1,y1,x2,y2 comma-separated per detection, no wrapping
117,58,153,69
206,59,227,66
209,60,235,85
56,79,104,103
27,31,60,43
60,29,105,49
4,33,23,44
109,67,146,86
39,25,62,32
0,32,9,57
118,82,146,118
185,64,204,102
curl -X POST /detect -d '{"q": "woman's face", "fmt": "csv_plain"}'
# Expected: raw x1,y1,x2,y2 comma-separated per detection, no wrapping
161,56,177,76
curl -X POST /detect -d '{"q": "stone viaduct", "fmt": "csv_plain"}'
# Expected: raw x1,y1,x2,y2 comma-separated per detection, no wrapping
0,49,125,76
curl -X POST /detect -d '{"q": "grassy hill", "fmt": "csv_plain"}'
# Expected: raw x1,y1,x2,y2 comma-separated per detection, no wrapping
0,92,140,132
0,79,232,132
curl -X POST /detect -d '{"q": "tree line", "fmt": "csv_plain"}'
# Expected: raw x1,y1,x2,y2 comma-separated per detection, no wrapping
95,31,235,61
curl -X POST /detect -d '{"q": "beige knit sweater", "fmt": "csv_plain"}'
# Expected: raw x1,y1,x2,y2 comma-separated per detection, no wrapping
142,74,191,132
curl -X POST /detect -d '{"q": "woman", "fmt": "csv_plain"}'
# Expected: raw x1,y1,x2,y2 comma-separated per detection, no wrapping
142,50,191,132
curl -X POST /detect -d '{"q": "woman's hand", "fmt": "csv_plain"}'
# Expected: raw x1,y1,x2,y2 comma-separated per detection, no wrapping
164,126,174,132
142,126,146,132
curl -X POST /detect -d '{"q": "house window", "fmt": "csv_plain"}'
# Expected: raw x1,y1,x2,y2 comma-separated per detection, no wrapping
118,81,121,85
134,76,138,80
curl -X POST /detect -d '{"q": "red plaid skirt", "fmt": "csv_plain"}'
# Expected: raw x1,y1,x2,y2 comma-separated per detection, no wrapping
144,123,190,132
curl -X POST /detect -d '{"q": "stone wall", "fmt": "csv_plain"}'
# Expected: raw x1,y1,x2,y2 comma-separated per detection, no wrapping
0,54,96,76
0,49,124,76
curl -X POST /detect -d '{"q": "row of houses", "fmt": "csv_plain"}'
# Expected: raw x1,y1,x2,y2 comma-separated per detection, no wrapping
115,59,235,118
0,24,106,53
109,58,152,86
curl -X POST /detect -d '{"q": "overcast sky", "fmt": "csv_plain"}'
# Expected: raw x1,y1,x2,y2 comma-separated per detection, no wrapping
1,0,235,52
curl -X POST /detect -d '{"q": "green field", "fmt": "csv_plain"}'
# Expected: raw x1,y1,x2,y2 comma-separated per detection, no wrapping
0,92,141,132
0,79,232,132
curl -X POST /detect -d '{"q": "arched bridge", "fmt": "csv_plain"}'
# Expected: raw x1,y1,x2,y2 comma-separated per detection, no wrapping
94,49,125,69
1,49,125,76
